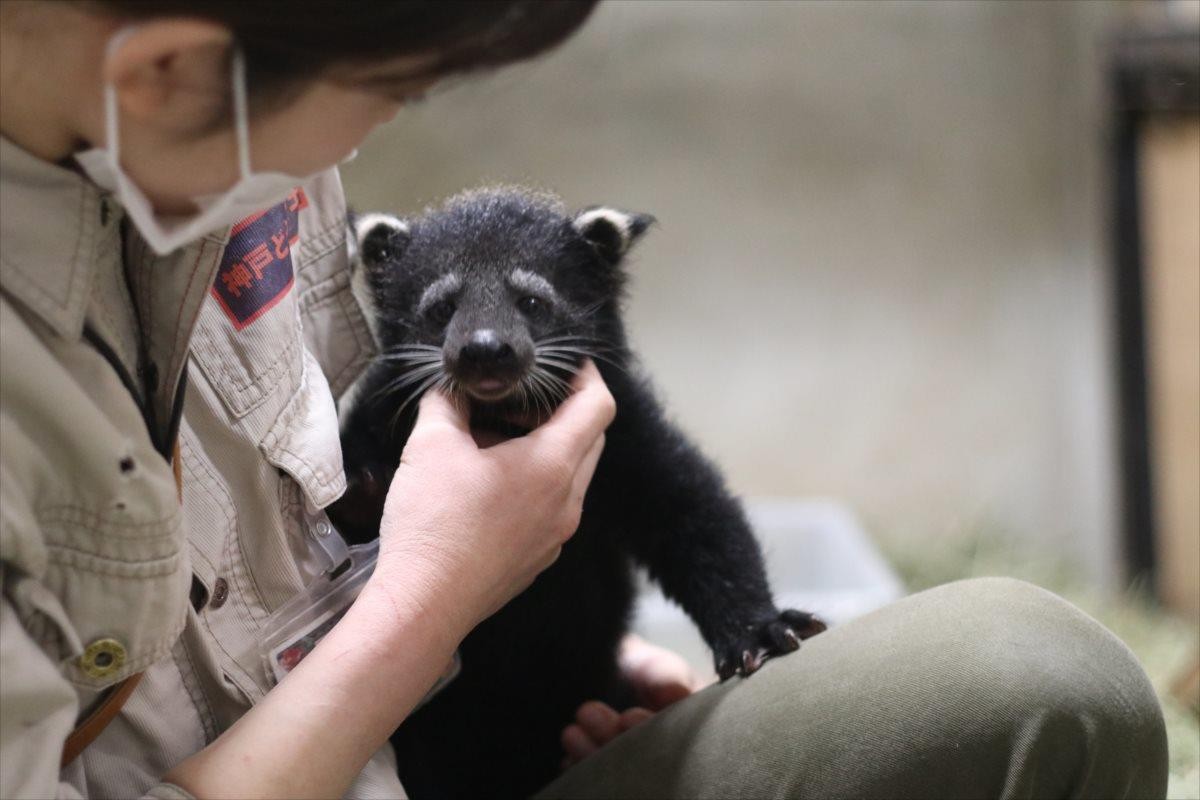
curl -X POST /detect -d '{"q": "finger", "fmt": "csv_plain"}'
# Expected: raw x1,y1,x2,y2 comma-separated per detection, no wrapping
575,701,621,745
520,360,615,464
641,679,692,712
560,723,598,762
618,707,654,731
619,636,699,710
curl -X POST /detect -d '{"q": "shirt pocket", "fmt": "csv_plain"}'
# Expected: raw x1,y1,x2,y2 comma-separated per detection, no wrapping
189,187,348,514
1,340,191,691
36,496,189,691
189,272,346,511
190,279,305,423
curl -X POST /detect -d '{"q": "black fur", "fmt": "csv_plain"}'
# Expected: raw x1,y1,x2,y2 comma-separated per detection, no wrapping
331,188,824,800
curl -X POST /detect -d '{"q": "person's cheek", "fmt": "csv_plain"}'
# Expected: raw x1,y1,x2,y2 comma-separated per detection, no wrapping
377,99,403,124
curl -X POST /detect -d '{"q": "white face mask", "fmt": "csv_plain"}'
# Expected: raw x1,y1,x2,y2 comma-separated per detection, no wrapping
76,34,322,256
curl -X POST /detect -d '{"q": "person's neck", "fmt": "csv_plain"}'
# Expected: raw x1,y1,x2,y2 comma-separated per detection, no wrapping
0,8,103,163
0,92,83,163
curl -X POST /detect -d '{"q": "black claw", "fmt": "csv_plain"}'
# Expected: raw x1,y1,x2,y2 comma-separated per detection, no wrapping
781,609,827,640
761,620,802,653
741,649,764,675
713,608,823,679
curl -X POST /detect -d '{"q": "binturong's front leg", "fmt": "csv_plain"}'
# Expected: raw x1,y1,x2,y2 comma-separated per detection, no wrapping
594,370,827,681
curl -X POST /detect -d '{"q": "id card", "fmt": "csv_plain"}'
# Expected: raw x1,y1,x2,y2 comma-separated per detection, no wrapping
268,604,352,678
259,537,380,683
256,519,461,704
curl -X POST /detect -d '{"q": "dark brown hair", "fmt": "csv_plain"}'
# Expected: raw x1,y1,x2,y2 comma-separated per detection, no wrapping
92,1,598,102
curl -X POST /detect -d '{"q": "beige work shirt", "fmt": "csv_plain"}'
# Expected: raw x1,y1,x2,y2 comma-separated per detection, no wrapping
0,136,406,798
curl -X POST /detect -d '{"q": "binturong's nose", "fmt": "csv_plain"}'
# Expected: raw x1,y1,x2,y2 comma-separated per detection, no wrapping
459,329,517,367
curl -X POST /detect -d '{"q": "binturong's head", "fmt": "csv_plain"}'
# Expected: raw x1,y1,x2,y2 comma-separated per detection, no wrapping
348,187,653,420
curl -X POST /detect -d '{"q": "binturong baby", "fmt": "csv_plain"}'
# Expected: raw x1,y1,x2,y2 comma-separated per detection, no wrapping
329,187,826,800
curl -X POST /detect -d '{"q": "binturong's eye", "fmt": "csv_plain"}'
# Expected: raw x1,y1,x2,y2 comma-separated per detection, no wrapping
517,296,545,317
363,239,393,263
428,299,456,327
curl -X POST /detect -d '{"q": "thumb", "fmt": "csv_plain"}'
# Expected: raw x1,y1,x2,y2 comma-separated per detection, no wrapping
410,388,472,439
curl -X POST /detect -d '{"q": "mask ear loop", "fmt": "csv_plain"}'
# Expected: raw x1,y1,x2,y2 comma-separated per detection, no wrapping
102,83,121,165
231,47,253,180
99,27,139,168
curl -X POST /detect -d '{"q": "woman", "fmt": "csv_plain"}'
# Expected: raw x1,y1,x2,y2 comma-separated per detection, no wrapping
0,2,1169,798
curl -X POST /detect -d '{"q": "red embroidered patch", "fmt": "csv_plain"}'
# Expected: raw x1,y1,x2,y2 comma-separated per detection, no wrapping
210,188,309,330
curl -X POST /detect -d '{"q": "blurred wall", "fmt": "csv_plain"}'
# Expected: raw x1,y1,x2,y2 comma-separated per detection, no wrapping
341,1,1127,585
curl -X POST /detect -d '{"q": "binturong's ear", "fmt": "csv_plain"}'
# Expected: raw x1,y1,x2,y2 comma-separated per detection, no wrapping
348,211,411,269
572,207,655,265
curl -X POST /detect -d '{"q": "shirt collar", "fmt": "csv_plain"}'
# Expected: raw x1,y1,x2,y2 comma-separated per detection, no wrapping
0,136,104,340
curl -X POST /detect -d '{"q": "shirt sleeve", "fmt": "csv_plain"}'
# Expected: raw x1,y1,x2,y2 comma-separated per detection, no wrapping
1,593,212,800
0,593,81,798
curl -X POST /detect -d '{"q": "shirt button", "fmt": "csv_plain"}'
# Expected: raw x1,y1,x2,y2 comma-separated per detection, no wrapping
210,577,229,609
79,638,126,679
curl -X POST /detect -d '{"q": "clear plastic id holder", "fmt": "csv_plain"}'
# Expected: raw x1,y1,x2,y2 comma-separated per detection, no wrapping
257,511,461,703
259,533,378,683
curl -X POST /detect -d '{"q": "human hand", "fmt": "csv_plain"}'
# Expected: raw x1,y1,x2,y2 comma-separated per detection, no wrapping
618,633,705,710
371,360,616,638
560,635,707,768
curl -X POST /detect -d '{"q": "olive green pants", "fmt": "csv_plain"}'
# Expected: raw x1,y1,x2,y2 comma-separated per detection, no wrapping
535,578,1168,799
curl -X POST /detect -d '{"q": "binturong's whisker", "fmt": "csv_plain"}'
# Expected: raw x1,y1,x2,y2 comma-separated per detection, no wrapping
374,353,444,366
375,343,444,361
533,334,612,349
389,369,446,435
537,347,628,376
530,371,556,419
534,355,578,372
529,367,571,410
516,380,531,416
367,362,445,405
381,343,443,353
531,364,574,396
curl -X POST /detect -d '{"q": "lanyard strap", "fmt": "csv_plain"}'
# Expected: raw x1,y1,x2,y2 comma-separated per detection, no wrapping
60,673,144,768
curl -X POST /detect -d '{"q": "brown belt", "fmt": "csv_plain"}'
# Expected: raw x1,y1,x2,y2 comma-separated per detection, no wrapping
60,441,183,768
60,672,144,767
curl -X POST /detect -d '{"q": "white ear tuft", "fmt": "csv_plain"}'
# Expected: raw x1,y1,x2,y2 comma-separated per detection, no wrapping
351,212,411,266
572,206,654,264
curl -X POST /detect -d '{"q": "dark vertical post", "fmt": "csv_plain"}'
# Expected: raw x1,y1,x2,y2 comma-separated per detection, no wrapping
1109,91,1157,588
1108,25,1200,592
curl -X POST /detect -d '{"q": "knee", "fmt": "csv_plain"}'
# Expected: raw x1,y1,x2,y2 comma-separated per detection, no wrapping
920,577,1169,795
924,577,1160,715
665,578,1167,799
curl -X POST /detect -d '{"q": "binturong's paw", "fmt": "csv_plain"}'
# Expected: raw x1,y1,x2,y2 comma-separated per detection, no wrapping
713,609,827,681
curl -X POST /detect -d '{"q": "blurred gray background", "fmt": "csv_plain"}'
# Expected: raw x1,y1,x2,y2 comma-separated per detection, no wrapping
341,0,1130,587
